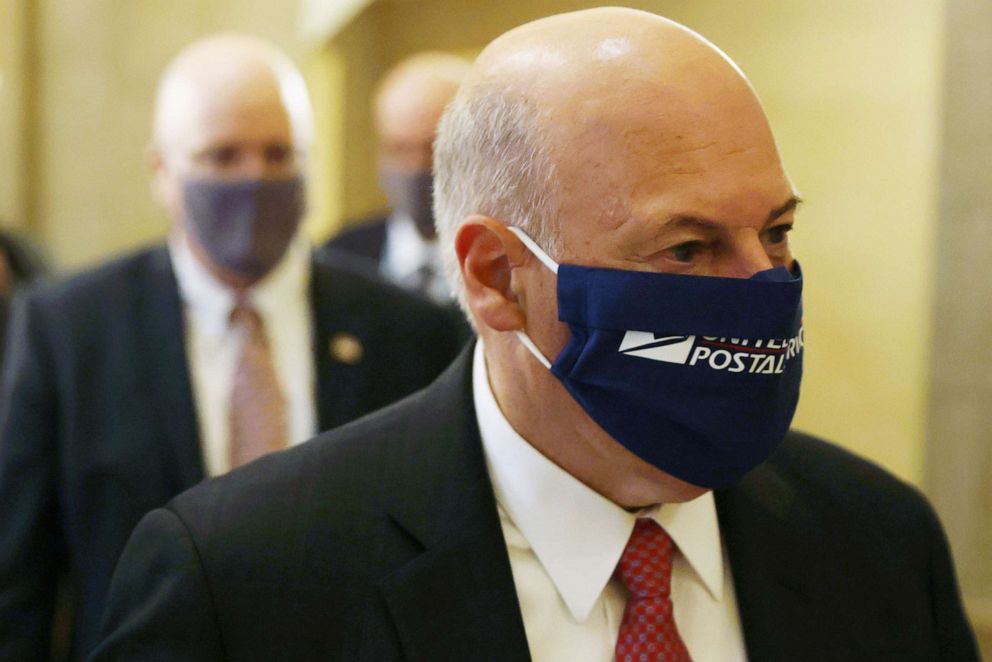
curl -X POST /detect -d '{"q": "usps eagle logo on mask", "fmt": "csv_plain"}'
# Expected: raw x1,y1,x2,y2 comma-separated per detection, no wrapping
617,332,696,364
619,329,804,374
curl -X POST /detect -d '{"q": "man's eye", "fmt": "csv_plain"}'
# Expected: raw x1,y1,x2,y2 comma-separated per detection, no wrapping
264,144,293,165
206,147,240,167
766,224,793,245
668,241,703,263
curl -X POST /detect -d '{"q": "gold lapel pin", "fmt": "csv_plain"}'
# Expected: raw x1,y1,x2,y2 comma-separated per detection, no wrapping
329,332,363,365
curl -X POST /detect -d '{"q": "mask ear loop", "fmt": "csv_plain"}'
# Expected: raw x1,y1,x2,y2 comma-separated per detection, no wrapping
514,330,552,369
506,226,557,370
506,226,559,274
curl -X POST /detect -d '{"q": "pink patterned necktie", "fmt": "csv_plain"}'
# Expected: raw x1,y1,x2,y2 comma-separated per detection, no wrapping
228,298,288,470
614,518,692,662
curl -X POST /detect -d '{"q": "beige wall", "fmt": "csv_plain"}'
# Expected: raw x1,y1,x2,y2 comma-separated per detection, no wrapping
0,0,33,231
927,0,992,651
326,0,944,486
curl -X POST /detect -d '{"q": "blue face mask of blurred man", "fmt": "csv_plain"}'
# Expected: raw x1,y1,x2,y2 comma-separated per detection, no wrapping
508,226,804,489
183,176,305,280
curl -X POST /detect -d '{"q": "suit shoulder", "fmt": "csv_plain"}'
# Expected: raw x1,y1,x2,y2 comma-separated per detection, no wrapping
312,253,456,321
775,431,917,492
771,430,934,528
325,216,388,246
169,389,426,535
28,245,167,312
320,216,388,262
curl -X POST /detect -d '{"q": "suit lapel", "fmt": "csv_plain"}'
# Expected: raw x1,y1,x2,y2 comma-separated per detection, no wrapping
377,346,531,662
716,455,837,661
139,247,204,489
379,524,531,662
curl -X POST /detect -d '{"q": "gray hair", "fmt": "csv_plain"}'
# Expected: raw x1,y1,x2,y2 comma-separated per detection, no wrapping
433,87,562,316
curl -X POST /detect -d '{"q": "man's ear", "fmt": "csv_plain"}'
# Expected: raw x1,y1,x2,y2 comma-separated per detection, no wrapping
147,144,169,207
455,215,531,332
147,145,181,217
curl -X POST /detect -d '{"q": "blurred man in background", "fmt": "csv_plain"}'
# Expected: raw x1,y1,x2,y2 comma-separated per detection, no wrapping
322,52,471,304
0,34,464,661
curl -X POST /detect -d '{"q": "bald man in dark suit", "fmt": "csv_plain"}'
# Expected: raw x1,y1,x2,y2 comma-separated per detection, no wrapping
93,10,976,661
0,35,464,661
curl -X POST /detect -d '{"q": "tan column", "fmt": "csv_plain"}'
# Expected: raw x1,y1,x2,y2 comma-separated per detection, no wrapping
926,0,992,656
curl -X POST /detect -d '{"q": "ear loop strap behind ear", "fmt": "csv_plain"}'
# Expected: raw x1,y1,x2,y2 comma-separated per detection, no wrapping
507,226,557,370
507,226,559,274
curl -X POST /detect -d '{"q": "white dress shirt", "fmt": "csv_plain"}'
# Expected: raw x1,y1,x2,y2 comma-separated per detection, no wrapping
380,212,450,303
472,341,748,661
169,232,317,477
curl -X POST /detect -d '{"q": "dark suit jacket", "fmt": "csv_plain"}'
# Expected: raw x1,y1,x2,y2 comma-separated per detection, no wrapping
0,229,51,373
0,245,467,661
321,214,389,266
91,345,979,661
0,297,9,365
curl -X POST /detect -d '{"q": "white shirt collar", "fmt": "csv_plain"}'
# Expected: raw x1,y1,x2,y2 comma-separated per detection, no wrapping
472,340,724,623
168,230,311,336
381,212,442,282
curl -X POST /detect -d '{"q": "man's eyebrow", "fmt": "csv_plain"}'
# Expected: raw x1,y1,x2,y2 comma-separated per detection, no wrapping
656,195,803,232
768,195,802,223
661,215,722,232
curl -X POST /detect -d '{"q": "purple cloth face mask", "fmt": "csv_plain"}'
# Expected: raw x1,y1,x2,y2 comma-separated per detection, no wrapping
182,176,305,280
378,169,435,239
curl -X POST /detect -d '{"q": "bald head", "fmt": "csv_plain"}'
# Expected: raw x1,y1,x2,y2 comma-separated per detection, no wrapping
153,34,312,155
457,8,777,231
469,8,761,159
469,8,747,95
375,53,470,142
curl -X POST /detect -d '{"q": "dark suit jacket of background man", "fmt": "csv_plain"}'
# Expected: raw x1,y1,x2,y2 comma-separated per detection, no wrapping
0,244,469,661
319,213,389,267
0,228,51,372
92,345,979,662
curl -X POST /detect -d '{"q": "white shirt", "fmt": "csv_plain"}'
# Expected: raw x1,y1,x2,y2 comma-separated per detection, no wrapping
380,212,450,303
472,341,747,661
169,232,317,477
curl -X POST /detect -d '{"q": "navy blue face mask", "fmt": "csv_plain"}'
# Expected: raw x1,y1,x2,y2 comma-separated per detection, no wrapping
508,227,804,489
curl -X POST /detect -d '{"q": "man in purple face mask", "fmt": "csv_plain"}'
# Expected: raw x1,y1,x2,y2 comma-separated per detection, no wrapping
0,34,466,661
149,34,312,289
321,53,471,304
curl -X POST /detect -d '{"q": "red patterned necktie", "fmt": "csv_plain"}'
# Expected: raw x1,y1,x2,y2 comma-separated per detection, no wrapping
228,298,288,470
614,518,692,662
